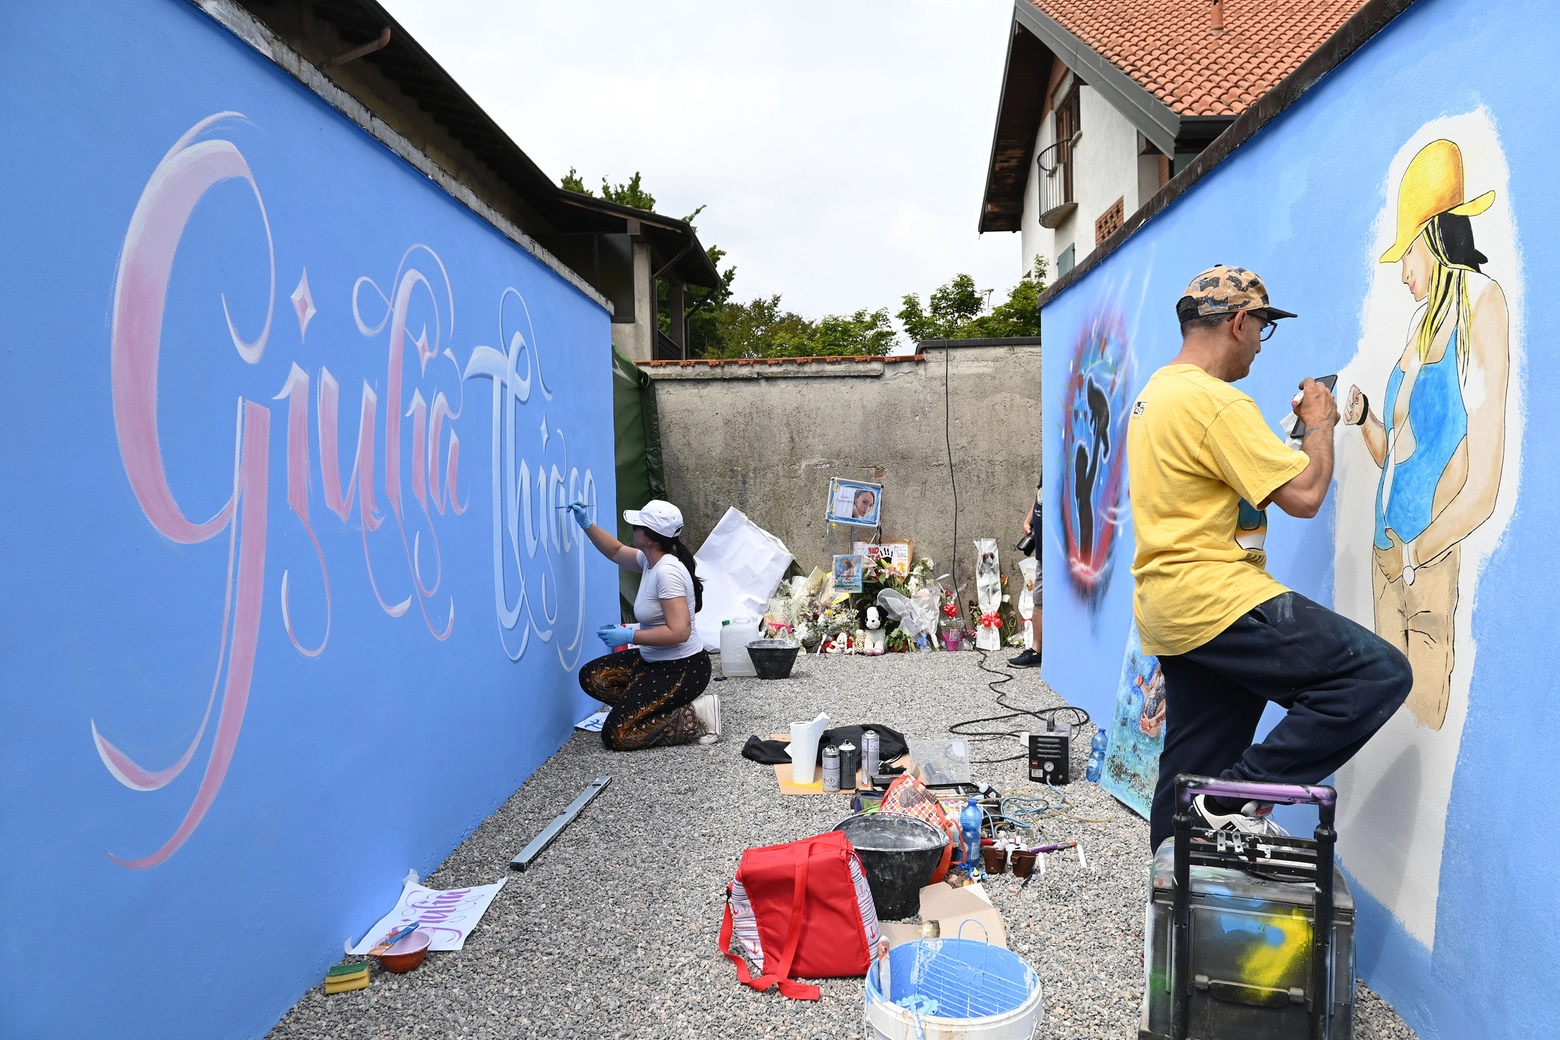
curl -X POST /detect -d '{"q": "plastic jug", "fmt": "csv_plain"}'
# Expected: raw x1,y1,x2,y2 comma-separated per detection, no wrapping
719,618,760,677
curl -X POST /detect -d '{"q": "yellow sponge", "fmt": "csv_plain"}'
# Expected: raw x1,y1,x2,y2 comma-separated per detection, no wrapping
324,962,370,994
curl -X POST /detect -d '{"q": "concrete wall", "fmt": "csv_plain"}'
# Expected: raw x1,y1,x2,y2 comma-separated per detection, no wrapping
645,341,1042,605
0,3,618,1037
1039,1,1557,1037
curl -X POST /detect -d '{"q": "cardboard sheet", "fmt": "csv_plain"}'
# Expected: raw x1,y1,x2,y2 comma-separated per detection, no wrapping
767,733,910,795
916,881,1007,948
879,922,924,949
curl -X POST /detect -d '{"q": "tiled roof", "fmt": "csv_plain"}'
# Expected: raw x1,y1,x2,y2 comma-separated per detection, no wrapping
1029,0,1367,116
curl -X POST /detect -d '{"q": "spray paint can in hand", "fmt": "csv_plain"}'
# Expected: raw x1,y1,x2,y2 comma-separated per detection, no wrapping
862,729,880,782
822,745,841,793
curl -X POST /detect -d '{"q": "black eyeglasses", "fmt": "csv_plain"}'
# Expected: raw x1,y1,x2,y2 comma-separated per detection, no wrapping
1230,312,1278,341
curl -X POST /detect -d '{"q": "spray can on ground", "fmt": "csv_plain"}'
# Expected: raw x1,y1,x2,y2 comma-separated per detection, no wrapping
862,729,880,781
822,745,841,793
837,742,860,790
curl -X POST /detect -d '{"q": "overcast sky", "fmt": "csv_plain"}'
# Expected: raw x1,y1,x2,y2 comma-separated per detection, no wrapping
379,0,1024,326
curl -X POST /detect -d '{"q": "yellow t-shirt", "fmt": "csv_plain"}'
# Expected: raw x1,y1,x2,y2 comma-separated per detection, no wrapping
1127,364,1309,656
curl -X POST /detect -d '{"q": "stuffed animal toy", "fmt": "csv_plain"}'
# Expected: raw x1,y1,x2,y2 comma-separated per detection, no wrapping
862,607,887,656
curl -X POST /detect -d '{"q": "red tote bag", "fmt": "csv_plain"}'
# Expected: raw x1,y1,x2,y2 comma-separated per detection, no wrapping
719,830,880,1001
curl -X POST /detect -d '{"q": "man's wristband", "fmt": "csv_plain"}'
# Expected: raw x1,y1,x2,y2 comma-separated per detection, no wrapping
1351,392,1369,426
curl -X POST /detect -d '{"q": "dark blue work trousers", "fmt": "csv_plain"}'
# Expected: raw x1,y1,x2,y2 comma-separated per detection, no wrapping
1148,591,1412,850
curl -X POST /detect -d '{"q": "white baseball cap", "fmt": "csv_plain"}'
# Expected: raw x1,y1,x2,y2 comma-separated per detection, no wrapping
623,500,684,538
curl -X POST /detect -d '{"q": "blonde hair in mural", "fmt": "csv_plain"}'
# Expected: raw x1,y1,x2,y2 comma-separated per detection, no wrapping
1334,114,1523,949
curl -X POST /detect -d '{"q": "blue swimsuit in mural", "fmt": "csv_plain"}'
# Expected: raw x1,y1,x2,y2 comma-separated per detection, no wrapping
1374,329,1467,550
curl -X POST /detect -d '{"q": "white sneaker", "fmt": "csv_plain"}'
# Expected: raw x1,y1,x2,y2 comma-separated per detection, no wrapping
693,693,721,743
1192,794,1289,839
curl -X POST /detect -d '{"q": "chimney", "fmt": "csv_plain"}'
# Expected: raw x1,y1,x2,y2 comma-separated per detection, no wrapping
1210,0,1226,35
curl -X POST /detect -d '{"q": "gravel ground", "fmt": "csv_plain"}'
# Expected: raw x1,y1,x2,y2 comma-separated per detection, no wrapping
268,652,1418,1040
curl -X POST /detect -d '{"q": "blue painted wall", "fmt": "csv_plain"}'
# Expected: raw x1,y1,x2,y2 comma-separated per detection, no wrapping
0,3,616,1037
1041,1,1559,1036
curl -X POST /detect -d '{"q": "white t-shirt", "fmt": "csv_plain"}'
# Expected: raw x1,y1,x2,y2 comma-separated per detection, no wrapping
633,551,704,662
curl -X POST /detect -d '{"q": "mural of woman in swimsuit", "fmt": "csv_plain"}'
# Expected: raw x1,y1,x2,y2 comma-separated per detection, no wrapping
1343,139,1510,730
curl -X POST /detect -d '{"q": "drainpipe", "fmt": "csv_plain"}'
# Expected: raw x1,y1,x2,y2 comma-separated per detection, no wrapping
326,27,391,68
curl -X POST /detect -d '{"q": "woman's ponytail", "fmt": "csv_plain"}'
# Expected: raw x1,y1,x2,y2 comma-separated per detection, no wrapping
646,529,705,613
671,537,705,614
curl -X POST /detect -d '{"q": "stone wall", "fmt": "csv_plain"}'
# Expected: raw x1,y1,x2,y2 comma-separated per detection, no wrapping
642,339,1042,605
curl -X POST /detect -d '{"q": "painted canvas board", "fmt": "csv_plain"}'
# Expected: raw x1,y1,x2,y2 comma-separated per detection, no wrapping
855,540,911,576
833,553,865,592
1099,622,1166,819
826,478,882,527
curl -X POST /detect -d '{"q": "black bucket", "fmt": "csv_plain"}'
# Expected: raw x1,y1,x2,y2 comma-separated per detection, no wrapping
835,814,948,920
746,639,800,680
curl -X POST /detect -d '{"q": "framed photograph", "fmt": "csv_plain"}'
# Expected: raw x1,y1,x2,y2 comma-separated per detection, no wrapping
826,478,882,528
854,540,912,577
832,553,865,593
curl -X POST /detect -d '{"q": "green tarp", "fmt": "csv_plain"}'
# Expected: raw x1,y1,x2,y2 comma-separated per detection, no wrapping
611,348,666,618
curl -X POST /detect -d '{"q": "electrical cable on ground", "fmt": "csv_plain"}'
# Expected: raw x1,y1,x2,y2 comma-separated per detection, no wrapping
943,344,958,597
950,650,1090,764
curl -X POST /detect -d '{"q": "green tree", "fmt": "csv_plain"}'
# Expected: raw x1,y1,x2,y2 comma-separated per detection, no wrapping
897,273,983,341
897,258,1047,343
560,169,734,353
696,297,895,359
599,171,655,211
961,257,1047,338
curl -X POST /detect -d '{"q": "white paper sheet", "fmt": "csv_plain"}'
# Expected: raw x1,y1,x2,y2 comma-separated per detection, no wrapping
693,507,793,651
348,870,507,954
574,707,609,732
789,712,832,784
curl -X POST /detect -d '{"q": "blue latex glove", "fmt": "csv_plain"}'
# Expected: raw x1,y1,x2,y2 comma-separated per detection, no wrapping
597,624,635,649
568,499,591,530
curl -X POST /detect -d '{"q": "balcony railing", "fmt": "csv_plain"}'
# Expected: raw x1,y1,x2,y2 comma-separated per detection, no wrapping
1036,133,1080,229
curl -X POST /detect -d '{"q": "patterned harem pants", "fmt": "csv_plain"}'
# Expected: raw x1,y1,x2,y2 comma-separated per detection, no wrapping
578,648,712,751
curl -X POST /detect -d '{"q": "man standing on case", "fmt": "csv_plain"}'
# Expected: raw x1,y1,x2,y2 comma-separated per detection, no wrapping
1129,265,1412,850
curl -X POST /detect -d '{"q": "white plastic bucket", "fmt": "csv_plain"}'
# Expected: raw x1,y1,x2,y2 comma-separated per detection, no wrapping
718,618,761,676
863,938,1043,1040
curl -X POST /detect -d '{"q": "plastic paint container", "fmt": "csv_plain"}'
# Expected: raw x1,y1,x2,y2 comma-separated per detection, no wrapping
864,937,1043,1040
376,930,431,974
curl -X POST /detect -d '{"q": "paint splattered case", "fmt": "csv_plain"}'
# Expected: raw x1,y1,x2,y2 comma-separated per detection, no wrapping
1126,365,1307,656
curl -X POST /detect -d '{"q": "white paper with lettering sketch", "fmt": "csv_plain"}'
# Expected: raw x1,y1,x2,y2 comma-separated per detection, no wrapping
348,870,507,954
692,507,793,651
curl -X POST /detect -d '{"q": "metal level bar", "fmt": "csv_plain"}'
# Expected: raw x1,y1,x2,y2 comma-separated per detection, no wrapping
510,775,611,871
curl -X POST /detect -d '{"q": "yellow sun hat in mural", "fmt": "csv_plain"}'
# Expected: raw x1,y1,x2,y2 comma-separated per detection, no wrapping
1380,139,1496,263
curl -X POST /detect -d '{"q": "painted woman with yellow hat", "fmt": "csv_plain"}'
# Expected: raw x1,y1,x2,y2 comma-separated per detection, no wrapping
1343,138,1510,730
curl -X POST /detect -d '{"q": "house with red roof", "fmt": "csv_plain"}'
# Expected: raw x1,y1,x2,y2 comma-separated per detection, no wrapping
979,0,1365,280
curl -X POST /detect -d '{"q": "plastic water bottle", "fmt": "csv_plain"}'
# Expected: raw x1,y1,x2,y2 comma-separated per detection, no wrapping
959,798,983,870
1085,727,1109,783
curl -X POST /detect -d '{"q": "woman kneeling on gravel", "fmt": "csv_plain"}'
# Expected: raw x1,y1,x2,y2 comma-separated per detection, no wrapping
568,498,720,750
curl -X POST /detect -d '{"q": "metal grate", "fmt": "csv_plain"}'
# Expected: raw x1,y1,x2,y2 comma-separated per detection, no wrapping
892,937,1038,1019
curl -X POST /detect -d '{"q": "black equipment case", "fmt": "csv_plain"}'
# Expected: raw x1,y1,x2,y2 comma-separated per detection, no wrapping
1139,775,1355,1040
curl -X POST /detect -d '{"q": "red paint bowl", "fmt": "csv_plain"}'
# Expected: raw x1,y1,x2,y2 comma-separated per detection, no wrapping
377,929,431,973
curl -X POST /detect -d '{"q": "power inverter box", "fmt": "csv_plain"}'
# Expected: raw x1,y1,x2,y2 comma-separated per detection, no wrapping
1140,844,1356,1040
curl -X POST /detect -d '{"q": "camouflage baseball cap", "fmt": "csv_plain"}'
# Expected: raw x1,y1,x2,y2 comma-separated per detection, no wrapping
1174,265,1297,324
